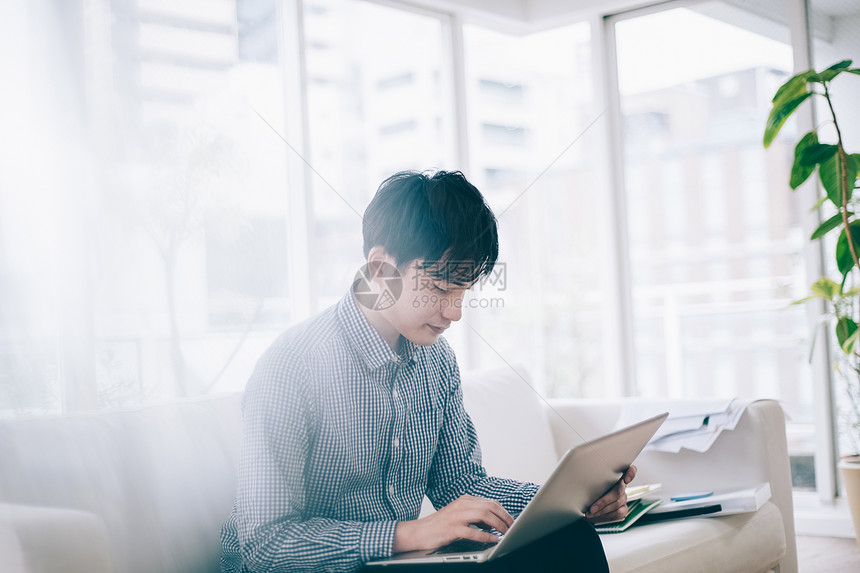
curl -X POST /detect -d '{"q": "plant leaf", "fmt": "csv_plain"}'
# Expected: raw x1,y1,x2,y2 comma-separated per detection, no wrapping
810,196,828,212
810,277,841,300
837,316,859,354
844,330,860,355
847,69,860,76
811,211,853,240
820,151,858,207
817,60,854,82
811,278,838,300
791,132,819,188
836,316,856,344
764,92,813,148
799,143,838,166
771,70,813,106
835,221,860,279
808,320,821,363
854,154,860,185
819,70,845,82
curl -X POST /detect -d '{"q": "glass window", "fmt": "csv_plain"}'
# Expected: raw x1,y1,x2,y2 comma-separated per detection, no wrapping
809,0,860,460
303,0,452,310
463,22,606,398
0,0,291,414
613,1,814,483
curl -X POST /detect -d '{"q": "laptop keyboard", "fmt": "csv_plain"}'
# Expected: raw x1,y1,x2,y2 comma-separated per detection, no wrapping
430,537,500,555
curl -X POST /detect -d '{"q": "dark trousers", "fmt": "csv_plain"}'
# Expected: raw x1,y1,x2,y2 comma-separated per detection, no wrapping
363,519,609,572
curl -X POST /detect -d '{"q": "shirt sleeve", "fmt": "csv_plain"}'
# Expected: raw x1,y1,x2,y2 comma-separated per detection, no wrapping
424,344,540,516
231,349,396,573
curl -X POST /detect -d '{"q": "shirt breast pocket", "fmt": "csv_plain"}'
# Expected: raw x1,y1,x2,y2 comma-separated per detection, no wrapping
404,399,444,475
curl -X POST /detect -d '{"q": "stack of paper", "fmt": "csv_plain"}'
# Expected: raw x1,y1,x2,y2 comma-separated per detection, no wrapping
643,482,771,521
599,483,772,531
625,483,662,502
614,398,750,453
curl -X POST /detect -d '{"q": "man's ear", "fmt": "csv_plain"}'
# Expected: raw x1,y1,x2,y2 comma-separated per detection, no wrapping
366,245,393,265
365,246,398,285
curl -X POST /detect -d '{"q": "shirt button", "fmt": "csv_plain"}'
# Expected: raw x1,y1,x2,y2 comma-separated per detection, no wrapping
393,437,400,448
388,485,395,496
392,389,399,399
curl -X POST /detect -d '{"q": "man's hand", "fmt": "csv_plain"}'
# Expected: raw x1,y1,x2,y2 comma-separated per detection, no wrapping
585,465,637,522
393,495,514,553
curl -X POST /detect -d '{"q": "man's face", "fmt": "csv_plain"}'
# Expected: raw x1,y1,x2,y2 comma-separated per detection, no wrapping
380,259,472,347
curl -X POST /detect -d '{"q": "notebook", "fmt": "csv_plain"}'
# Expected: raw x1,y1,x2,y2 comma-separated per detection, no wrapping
594,497,663,534
365,411,669,566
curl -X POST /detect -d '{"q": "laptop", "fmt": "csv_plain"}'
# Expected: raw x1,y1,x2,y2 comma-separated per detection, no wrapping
365,411,669,566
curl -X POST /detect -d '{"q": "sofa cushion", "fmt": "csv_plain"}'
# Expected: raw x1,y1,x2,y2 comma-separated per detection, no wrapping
0,503,112,573
0,393,243,573
460,365,559,485
600,501,787,573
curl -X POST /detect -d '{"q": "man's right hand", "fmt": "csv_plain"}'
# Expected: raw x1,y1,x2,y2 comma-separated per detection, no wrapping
392,495,514,553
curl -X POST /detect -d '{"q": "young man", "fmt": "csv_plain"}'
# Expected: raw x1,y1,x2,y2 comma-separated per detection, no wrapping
220,170,632,572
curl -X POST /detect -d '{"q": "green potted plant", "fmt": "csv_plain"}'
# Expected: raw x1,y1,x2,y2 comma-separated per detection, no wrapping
763,59,860,546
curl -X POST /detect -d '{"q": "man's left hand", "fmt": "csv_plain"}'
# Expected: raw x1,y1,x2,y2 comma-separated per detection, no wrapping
585,465,637,522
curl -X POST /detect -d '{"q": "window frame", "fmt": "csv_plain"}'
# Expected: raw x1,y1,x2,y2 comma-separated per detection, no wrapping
333,0,839,506
596,0,838,512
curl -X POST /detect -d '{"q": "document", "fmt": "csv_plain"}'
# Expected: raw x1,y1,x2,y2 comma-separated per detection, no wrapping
614,398,751,453
648,482,771,517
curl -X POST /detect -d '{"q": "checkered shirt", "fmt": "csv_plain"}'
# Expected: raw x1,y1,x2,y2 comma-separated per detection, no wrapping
219,291,539,572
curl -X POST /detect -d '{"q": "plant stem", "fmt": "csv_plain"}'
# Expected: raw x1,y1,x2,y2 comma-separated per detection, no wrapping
824,82,860,331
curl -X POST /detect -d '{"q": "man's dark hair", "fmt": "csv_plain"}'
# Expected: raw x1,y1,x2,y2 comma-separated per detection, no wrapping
362,170,499,285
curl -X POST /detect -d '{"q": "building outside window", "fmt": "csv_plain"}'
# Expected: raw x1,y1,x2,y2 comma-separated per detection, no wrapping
1,0,858,508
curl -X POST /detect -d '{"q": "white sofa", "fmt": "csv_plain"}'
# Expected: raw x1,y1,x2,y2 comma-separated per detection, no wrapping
0,366,795,572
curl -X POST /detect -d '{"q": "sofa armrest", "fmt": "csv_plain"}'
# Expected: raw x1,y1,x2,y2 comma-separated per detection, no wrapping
545,398,797,573
0,503,112,573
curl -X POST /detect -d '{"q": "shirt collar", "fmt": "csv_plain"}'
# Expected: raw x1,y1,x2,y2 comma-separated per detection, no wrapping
337,290,416,370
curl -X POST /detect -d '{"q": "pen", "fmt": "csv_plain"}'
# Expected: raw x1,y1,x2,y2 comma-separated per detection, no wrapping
670,491,714,502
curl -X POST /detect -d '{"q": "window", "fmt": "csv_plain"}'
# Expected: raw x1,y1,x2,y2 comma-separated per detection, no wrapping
809,0,860,462
462,22,606,397
0,0,291,413
302,0,453,309
0,3,853,510
610,1,816,486
205,217,289,327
